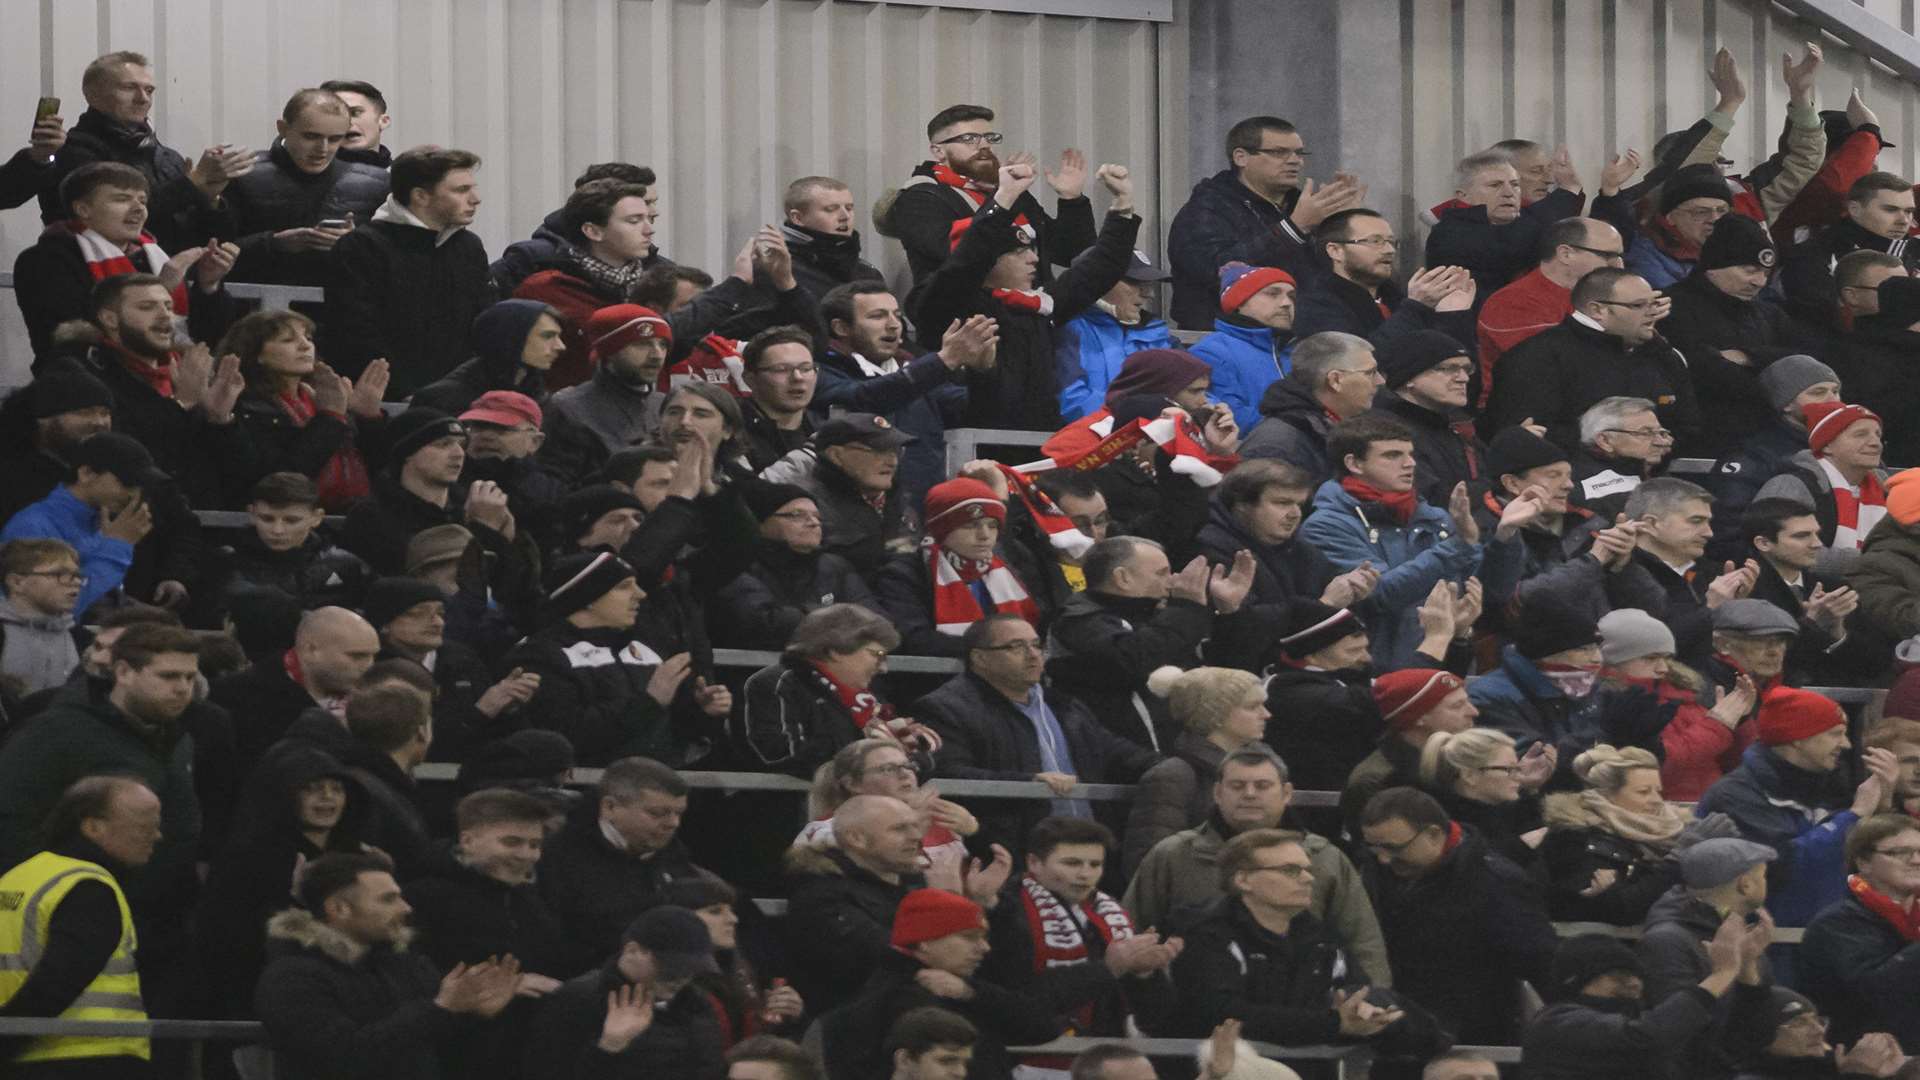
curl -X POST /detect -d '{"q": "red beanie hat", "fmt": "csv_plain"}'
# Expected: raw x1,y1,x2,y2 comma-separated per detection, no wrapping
890,888,985,949
1804,401,1881,456
1218,262,1296,314
586,304,673,359
1755,687,1845,746
923,478,1005,543
1372,669,1465,731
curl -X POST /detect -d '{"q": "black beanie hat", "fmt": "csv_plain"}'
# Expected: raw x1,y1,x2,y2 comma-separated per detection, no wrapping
743,482,814,522
541,551,637,625
1377,331,1469,390
1512,596,1602,660
387,408,465,467
1658,165,1735,216
1550,934,1644,1001
556,485,646,544
1487,426,1570,481
29,370,114,418
1278,598,1367,660
459,729,576,790
362,577,446,630
1696,213,1777,273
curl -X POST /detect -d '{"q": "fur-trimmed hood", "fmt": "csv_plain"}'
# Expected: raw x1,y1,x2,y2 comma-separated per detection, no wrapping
265,907,414,966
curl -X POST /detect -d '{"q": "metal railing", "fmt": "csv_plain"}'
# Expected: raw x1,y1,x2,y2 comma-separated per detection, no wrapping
223,283,326,311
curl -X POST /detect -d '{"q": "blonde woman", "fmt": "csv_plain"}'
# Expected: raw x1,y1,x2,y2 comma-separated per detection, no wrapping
1540,744,1687,924
1419,727,1553,869
1122,666,1271,875
791,737,975,868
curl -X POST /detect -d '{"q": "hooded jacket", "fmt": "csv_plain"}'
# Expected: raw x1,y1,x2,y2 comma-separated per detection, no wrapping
1166,169,1313,330
1191,316,1291,435
410,299,555,417
1239,379,1336,487
782,222,884,308
487,204,673,297
1469,644,1606,765
0,594,79,697
1694,744,1860,927
253,908,462,1080
221,140,391,285
322,197,495,396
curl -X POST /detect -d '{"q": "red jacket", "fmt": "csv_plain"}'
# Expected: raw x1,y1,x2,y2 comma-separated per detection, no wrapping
1475,269,1571,409
1775,129,1888,249
512,268,610,390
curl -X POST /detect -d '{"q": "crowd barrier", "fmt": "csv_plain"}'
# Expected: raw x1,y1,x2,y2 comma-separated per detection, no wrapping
0,1016,1523,1080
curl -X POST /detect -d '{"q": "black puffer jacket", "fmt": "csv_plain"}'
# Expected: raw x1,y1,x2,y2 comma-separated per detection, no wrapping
192,527,372,629
710,540,878,650
221,140,390,284
535,808,709,962
1188,500,1337,654
253,908,468,1080
1656,272,1813,459
782,846,925,1012
403,844,579,979
1043,591,1214,751
39,108,216,251
1489,317,1701,453
734,654,899,779
1239,379,1336,488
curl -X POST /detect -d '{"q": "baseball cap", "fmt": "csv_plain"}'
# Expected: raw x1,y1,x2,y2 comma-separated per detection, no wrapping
460,390,543,430
815,413,914,450
1123,248,1171,283
622,906,720,981
70,432,168,489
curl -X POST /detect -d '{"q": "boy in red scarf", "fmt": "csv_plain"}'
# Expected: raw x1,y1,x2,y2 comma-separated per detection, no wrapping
873,477,1054,659
982,817,1181,1073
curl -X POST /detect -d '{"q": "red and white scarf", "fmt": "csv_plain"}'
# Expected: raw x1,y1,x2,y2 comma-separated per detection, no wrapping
1016,412,1227,487
69,222,190,315
662,334,751,398
993,463,1094,559
1818,457,1887,551
805,660,942,754
1017,874,1135,1064
277,386,372,510
928,540,1040,635
1849,873,1920,942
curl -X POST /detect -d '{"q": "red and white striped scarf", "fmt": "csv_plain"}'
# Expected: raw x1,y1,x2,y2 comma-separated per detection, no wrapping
1017,411,1228,487
993,463,1094,559
1819,457,1887,551
928,540,1039,635
69,222,190,315
1017,874,1135,1065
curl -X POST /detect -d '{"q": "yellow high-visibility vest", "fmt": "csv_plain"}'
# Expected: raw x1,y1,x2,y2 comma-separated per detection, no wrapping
0,851,149,1063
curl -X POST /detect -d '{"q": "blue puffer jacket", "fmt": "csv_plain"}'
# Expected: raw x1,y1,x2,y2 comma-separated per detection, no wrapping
1296,480,1492,669
1624,233,1695,290
1191,318,1292,434
1693,743,1860,928
1468,645,1605,760
1054,308,1174,420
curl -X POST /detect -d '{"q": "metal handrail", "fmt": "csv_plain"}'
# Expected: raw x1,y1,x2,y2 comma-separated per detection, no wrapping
222,282,326,311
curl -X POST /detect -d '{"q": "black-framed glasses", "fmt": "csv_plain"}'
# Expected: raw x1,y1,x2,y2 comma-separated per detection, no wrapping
1872,846,1920,862
1068,512,1112,533
1565,243,1626,260
1594,298,1658,312
1334,236,1397,248
1245,147,1310,161
974,639,1044,656
937,132,1003,147
1245,862,1312,879
1604,427,1674,440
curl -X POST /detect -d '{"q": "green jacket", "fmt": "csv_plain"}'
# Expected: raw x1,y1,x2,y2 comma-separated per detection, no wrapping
1121,816,1391,986
0,687,201,913
1848,515,1920,641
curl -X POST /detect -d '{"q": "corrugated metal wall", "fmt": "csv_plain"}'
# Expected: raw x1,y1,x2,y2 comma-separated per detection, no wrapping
0,0,1179,386
1395,0,1920,259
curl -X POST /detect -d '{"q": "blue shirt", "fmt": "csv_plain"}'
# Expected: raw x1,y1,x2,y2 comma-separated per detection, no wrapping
1013,686,1089,818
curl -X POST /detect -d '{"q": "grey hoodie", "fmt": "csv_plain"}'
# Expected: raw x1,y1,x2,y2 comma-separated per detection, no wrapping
0,594,77,696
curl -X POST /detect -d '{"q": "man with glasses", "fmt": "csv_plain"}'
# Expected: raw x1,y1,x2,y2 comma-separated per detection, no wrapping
1294,209,1478,362
714,483,878,651
0,539,85,695
1240,331,1384,489
1372,330,1489,506
1166,827,1441,1054
739,325,822,472
1168,114,1364,329
1737,989,1908,1079
1490,267,1699,453
888,103,1096,288
794,413,917,576
1475,217,1629,407
1801,814,1920,1052
1570,396,1675,520
917,613,1158,851
1356,785,1558,1048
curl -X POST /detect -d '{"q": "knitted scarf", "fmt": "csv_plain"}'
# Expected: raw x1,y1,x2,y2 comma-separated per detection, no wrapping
1020,412,1227,487
276,386,371,509
993,463,1094,559
1574,789,1688,850
69,221,191,316
927,539,1039,635
805,660,942,753
1848,874,1920,941
97,338,175,399
1817,457,1887,551
1339,477,1418,525
1017,874,1135,1061
932,162,995,203
992,287,1053,316
564,245,646,298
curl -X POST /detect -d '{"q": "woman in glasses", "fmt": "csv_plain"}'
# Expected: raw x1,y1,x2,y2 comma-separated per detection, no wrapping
1419,727,1553,871
792,737,976,870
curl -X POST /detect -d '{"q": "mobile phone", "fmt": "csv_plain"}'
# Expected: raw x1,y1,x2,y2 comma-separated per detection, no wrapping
317,218,350,230
35,97,60,122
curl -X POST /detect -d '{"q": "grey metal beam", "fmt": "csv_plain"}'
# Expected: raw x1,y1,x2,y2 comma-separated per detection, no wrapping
1775,0,1920,83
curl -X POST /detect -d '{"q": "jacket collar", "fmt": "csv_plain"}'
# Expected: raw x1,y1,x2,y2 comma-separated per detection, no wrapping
1209,315,1281,349
372,196,464,246
265,907,414,966
1498,644,1563,699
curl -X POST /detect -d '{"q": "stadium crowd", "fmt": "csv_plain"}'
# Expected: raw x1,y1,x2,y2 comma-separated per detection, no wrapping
7,40,1920,1080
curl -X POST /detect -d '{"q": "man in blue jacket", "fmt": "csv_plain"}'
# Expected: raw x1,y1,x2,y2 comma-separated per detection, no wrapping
1695,687,1901,929
0,432,159,614
1191,262,1297,433
1054,249,1175,421
1299,414,1532,669
1166,115,1363,329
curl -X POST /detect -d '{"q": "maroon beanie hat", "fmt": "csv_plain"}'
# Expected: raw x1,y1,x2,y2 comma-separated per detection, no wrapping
1103,348,1213,406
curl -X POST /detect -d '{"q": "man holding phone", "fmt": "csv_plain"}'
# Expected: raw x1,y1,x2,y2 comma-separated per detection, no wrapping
0,96,66,210
220,88,389,286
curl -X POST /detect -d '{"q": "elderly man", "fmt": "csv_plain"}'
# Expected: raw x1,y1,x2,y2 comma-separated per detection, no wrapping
1569,396,1674,520
1424,149,1586,304
1239,331,1384,490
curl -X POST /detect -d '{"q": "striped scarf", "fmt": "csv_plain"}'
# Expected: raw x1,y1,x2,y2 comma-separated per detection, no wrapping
69,222,190,315
1818,457,1886,551
927,540,1039,635
1017,874,1134,1066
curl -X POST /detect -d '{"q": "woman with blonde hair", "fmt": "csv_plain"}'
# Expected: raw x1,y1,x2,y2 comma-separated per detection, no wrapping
1539,744,1689,924
1122,666,1271,874
1419,727,1553,868
791,737,975,868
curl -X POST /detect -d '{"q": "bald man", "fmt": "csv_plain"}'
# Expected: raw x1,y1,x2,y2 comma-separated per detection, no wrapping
786,795,929,1010
212,605,381,769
